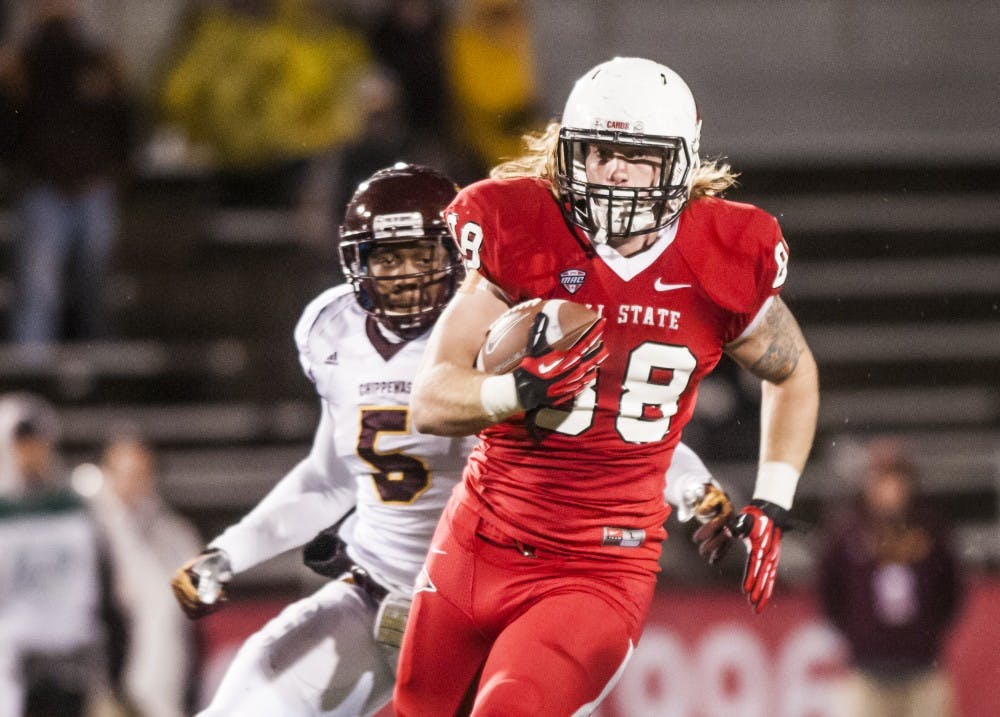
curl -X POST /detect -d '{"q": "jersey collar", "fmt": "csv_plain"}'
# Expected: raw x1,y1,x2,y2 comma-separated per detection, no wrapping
366,316,411,361
593,220,679,281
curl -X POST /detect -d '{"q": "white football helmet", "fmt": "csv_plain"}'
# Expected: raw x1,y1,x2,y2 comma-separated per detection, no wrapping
557,57,701,242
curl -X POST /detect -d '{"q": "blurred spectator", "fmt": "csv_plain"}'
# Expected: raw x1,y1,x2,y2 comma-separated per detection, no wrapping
817,438,965,717
299,61,481,256
159,0,372,207
444,0,541,168
327,68,414,227
0,392,121,717
0,2,135,345
320,67,480,232
87,433,203,717
369,0,449,142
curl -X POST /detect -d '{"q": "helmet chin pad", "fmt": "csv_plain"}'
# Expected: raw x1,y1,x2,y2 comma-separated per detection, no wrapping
591,192,661,237
355,266,460,340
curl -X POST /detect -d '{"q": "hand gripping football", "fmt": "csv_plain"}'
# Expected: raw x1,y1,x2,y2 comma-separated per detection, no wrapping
476,298,601,375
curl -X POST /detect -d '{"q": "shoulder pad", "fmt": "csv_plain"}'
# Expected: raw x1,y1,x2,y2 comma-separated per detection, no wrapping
295,284,356,383
447,177,572,298
674,197,787,315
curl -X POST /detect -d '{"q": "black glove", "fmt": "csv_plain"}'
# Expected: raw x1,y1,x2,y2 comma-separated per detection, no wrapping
303,524,355,579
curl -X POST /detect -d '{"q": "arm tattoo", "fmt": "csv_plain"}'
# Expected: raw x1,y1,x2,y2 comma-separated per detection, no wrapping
746,298,803,383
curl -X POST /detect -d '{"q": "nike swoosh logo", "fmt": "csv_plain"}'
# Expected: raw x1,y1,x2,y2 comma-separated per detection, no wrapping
537,359,562,374
653,279,691,292
415,566,437,594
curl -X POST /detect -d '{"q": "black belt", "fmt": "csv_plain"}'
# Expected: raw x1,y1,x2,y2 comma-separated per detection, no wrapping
349,564,389,604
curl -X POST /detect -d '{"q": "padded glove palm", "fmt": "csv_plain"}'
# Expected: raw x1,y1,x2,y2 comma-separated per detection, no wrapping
689,483,736,564
171,548,233,619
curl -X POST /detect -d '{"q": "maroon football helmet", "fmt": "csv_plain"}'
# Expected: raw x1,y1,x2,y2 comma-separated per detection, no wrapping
339,163,464,340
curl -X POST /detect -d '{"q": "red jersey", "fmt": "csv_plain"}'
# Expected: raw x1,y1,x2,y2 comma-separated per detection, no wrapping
446,177,788,570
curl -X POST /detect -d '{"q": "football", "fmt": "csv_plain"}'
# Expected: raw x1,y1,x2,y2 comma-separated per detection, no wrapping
476,298,601,375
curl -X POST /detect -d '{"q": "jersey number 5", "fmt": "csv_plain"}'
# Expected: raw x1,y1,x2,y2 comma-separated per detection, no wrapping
358,407,431,503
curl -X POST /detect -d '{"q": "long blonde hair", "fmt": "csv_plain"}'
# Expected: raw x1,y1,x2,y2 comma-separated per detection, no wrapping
490,121,739,200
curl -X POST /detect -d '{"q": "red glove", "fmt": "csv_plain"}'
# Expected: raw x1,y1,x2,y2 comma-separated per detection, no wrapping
732,500,790,614
513,313,608,411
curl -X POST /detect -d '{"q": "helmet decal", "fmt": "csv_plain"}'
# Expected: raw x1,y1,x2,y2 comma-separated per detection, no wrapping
373,212,425,238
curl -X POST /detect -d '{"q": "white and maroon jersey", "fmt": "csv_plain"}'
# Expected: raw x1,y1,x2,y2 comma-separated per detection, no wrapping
213,284,474,595
295,284,475,592
446,177,788,570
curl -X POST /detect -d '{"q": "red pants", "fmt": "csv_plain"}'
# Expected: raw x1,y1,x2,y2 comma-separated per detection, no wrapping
393,491,657,716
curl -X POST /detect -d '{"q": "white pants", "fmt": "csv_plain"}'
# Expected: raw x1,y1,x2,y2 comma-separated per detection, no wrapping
0,644,22,717
833,668,954,717
197,579,396,717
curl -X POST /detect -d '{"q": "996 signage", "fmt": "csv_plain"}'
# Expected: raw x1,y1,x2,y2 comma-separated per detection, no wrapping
201,581,1000,717
599,618,844,717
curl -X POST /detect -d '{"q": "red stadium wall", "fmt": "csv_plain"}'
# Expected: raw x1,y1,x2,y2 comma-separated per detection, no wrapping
597,586,847,717
195,578,1000,716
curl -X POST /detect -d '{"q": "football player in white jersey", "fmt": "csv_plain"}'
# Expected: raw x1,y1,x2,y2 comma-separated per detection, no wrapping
172,164,470,716
170,163,727,717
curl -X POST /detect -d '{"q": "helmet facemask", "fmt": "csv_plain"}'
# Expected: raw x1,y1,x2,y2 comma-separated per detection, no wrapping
557,128,693,243
556,57,702,245
339,228,463,341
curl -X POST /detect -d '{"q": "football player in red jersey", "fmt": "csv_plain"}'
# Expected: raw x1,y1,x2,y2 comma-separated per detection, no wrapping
167,162,718,717
393,57,820,716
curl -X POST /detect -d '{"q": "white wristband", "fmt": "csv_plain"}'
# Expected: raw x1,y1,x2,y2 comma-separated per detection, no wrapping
480,374,521,422
752,461,800,510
